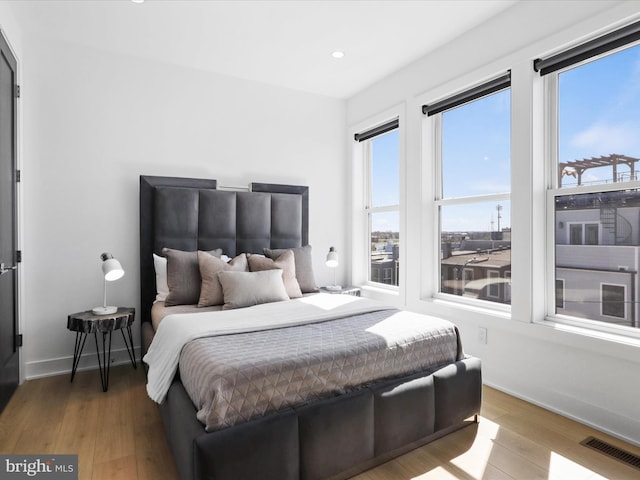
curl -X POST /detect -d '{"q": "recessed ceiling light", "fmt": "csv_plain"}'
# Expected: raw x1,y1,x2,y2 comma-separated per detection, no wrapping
132,0,145,4
331,51,345,59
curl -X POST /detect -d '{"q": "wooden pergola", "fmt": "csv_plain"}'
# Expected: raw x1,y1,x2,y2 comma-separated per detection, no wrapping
559,154,640,187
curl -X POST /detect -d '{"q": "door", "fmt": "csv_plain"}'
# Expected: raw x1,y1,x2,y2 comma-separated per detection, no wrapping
0,30,19,413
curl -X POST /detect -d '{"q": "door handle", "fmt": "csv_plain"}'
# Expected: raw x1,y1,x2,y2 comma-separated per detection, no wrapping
0,263,17,275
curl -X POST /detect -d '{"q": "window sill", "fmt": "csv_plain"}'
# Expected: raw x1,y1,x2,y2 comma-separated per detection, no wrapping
360,283,399,295
429,293,511,320
539,316,640,351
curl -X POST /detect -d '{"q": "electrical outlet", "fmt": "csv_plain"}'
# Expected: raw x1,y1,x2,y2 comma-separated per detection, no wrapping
478,327,488,345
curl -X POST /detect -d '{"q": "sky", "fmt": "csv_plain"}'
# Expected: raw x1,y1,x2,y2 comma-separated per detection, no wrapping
370,130,400,233
440,88,510,232
369,42,640,234
559,43,640,185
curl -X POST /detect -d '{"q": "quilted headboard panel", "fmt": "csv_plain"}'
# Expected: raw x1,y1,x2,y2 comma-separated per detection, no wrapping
139,175,309,326
153,188,304,255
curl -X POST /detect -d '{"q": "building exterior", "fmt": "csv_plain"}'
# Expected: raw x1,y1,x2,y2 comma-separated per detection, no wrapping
371,243,399,286
441,239,511,304
555,191,640,329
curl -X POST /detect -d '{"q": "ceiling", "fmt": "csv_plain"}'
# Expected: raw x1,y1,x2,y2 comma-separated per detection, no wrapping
12,0,517,99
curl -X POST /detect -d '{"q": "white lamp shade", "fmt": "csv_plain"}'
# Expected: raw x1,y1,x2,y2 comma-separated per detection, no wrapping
103,258,124,281
326,247,339,268
93,253,124,315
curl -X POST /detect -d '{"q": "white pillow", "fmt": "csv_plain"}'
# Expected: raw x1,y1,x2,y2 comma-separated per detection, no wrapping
153,253,169,303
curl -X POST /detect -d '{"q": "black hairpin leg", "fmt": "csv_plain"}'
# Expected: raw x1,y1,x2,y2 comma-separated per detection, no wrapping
94,331,112,392
70,331,88,382
121,325,137,369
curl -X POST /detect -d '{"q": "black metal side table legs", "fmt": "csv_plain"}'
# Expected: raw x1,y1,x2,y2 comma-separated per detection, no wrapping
69,326,137,392
94,331,112,392
121,325,137,370
70,331,88,383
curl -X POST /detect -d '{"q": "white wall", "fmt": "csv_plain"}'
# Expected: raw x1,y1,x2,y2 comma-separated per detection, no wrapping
11,25,346,378
348,0,640,446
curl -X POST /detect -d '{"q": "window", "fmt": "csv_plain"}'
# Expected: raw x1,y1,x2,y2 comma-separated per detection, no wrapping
355,119,400,287
601,284,625,319
488,271,500,298
464,269,474,282
555,279,565,309
569,223,599,245
569,224,582,245
585,224,599,245
540,22,640,333
424,73,511,306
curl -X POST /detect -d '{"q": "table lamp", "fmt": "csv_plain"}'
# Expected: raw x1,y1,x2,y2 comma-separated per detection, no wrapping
325,246,341,291
92,252,124,315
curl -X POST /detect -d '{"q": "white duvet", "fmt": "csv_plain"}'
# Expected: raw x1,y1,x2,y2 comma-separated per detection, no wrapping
143,293,388,403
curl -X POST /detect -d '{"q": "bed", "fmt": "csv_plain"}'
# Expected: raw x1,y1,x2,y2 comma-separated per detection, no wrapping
139,175,482,480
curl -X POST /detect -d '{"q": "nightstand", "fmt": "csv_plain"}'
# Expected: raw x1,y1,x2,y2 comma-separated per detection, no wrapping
319,286,361,296
67,307,136,392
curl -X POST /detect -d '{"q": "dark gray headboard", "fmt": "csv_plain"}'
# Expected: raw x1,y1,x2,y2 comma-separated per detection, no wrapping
139,175,309,326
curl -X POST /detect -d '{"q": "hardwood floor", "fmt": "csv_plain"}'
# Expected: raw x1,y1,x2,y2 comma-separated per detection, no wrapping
1,365,638,480
0,365,178,480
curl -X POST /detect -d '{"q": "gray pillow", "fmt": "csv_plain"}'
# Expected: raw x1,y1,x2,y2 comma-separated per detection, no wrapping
163,248,222,306
197,252,248,307
217,270,289,310
263,245,318,293
248,249,302,299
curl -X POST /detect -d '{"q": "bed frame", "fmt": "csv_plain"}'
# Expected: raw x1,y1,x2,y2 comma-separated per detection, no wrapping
139,175,482,480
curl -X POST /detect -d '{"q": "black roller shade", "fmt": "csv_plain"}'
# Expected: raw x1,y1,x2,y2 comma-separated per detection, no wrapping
422,71,511,116
354,118,399,142
534,20,640,76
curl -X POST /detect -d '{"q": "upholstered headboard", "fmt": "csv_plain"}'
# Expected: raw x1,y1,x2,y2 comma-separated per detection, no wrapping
139,175,309,327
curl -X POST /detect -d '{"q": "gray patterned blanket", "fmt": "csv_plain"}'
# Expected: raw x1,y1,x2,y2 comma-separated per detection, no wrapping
177,305,462,431
145,294,395,403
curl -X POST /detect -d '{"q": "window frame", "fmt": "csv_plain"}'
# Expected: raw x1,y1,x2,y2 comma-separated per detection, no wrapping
428,75,512,312
555,278,565,310
601,282,626,320
543,41,640,340
350,106,405,301
569,223,583,245
487,270,501,299
364,128,400,289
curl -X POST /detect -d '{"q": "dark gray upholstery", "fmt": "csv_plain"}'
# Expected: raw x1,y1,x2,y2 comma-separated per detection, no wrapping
373,374,435,455
158,357,482,480
154,187,200,253
154,188,303,256
159,381,208,480
433,357,482,431
271,192,304,247
198,190,237,255
195,410,300,480
298,392,374,480
140,176,217,339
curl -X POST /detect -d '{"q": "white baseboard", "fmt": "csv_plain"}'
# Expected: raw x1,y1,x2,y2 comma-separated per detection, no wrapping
24,346,142,380
484,380,640,448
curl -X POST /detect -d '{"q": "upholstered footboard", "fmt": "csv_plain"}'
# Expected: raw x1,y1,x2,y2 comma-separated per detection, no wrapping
159,357,482,480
